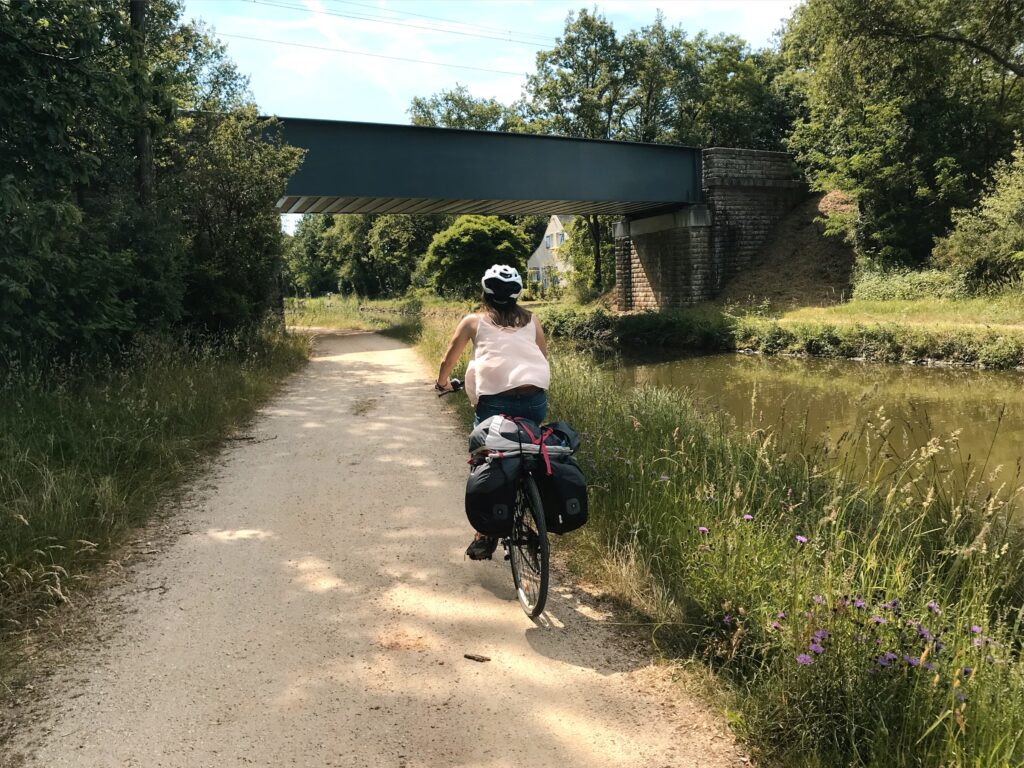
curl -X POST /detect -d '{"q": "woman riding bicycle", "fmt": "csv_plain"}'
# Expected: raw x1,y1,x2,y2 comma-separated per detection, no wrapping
434,264,550,560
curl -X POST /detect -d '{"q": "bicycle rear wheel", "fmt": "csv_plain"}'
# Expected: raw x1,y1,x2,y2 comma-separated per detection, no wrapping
509,473,549,618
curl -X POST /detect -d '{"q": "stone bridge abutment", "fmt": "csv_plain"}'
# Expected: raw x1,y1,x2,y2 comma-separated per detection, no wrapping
614,148,806,311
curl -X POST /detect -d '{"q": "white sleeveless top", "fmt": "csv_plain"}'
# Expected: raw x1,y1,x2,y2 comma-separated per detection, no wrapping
464,315,550,406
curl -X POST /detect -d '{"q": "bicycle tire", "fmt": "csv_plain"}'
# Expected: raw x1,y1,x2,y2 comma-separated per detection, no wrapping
509,472,549,618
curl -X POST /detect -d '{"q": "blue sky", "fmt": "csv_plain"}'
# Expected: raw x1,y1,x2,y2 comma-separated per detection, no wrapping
181,0,800,126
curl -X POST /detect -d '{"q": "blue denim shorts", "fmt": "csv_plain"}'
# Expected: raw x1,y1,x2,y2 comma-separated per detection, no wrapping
474,390,548,427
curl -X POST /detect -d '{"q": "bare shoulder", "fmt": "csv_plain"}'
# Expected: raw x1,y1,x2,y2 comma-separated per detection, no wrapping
459,313,481,336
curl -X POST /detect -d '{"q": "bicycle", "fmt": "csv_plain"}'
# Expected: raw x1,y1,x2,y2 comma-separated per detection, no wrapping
438,378,549,618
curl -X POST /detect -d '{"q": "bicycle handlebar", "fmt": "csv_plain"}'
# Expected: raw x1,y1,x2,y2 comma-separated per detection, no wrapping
436,378,463,397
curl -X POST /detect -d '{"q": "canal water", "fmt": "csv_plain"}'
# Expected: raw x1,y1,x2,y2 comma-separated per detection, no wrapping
613,354,1024,497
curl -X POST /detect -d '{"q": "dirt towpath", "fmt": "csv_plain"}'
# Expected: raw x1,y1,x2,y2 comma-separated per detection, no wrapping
5,331,744,767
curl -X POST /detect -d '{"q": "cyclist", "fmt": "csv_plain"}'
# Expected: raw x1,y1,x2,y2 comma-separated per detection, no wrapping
434,264,550,560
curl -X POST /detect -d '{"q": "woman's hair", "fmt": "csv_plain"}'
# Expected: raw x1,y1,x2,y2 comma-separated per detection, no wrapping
479,291,531,328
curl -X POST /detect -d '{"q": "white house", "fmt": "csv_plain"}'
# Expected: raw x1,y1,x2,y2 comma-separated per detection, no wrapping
527,215,574,289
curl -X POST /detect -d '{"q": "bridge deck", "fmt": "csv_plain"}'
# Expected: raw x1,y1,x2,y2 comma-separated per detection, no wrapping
275,118,702,217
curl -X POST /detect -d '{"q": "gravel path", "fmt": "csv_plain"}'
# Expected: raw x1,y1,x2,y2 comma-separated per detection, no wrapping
4,331,745,767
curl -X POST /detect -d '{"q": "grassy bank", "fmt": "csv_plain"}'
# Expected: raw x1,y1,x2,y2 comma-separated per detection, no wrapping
0,328,308,646
539,303,1024,369
295,299,1024,765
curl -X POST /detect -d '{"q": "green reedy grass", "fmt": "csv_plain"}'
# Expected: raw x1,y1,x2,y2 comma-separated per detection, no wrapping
407,309,1024,766
783,293,1024,329
0,327,308,644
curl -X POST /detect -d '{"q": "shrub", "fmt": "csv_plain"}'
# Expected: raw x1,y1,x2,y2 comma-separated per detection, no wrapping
933,143,1024,286
852,268,971,301
418,216,530,298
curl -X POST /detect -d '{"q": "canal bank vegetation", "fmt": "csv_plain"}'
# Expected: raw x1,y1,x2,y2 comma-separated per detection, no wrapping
287,301,1024,766
435,311,1024,766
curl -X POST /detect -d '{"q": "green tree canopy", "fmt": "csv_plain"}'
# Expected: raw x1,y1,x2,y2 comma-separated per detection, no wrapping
408,84,525,132
933,142,1024,284
418,216,530,298
0,0,301,357
782,0,1024,266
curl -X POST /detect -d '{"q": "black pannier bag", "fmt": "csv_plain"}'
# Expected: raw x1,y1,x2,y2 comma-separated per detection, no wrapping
465,456,522,536
532,456,589,535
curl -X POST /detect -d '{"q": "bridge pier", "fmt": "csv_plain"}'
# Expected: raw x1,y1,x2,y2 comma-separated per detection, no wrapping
615,148,806,311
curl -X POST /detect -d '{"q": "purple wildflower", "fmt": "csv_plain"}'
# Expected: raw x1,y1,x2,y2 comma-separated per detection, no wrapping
918,626,934,643
837,598,850,608
926,601,941,615
777,611,786,619
771,621,783,631
871,615,887,625
796,654,814,666
812,595,826,605
809,642,825,654
923,662,936,672
795,535,808,544
723,614,733,627
877,651,898,667
813,629,831,641
853,598,867,609
742,514,754,521
972,637,984,647
698,526,709,534
961,666,973,677
955,691,967,703
971,625,982,634
904,655,920,667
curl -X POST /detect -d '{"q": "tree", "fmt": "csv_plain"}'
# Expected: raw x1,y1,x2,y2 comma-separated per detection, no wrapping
525,9,627,293
620,13,683,144
0,0,303,357
284,216,337,297
782,0,1024,266
365,214,452,297
419,216,530,298
408,84,525,131
671,33,793,150
933,142,1024,284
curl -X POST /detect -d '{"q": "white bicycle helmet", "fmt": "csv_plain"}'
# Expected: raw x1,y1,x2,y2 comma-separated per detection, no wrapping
481,264,523,301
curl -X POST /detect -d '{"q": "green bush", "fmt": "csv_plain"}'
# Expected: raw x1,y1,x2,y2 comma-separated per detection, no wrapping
734,317,1024,369
418,216,530,298
852,269,971,301
933,143,1024,285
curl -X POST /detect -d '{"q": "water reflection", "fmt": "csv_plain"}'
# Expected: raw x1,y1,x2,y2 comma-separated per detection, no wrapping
612,353,1024,496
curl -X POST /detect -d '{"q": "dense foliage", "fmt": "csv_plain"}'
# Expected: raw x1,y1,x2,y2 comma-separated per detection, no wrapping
418,215,530,298
933,143,1024,284
782,0,1024,267
283,213,454,299
0,0,301,360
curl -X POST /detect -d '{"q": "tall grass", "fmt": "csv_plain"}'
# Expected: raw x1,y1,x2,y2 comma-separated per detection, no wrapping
407,309,1024,766
0,327,308,641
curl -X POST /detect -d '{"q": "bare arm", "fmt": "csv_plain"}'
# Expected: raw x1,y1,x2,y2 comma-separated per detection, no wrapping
435,314,477,390
535,317,549,359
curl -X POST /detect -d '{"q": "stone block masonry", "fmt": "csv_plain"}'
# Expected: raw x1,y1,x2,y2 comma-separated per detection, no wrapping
615,148,807,311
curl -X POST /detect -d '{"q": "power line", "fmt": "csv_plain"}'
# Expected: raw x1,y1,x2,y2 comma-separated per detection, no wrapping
324,0,558,45
250,0,552,47
217,32,527,76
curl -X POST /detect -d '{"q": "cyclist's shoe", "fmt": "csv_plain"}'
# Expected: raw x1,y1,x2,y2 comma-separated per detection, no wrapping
466,535,499,560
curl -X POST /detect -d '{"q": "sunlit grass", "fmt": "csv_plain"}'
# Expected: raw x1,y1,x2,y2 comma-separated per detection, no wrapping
782,294,1024,328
